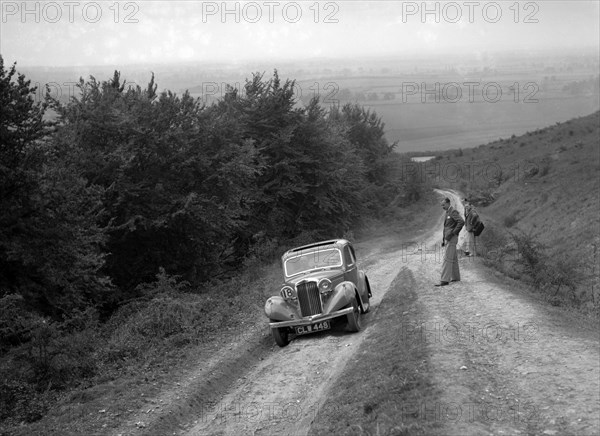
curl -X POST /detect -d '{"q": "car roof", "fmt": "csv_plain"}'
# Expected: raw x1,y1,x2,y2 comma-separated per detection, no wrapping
282,239,349,260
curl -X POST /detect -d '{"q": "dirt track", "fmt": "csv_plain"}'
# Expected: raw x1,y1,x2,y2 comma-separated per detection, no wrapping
183,232,409,436
115,190,599,436
408,192,599,435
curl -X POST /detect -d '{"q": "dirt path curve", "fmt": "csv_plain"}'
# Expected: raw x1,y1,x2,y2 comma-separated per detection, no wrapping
411,190,600,435
117,190,599,436
184,232,425,436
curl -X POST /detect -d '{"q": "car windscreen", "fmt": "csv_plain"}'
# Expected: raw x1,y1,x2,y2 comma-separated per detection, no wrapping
284,248,342,277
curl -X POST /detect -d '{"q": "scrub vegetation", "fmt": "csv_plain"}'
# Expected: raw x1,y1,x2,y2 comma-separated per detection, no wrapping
0,56,430,431
436,111,600,312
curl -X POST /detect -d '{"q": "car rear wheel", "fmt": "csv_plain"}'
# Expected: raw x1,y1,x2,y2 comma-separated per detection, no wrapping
346,298,361,332
272,326,290,347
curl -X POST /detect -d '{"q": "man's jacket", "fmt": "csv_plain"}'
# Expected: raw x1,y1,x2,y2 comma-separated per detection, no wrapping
443,206,465,241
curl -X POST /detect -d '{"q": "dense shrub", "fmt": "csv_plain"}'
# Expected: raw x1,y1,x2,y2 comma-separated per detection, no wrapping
478,225,511,265
0,294,38,351
0,379,54,424
0,57,424,428
0,303,102,424
479,226,589,307
511,230,548,288
1,57,111,319
502,230,585,304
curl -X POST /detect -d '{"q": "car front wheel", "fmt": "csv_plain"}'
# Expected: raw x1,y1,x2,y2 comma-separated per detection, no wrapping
271,326,290,347
346,298,361,332
362,290,370,314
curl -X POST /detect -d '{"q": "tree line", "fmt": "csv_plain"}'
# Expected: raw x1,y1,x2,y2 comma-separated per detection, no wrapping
1,56,431,423
1,55,424,328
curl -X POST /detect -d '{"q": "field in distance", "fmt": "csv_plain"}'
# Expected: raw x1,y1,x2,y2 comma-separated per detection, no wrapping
300,66,599,153
25,51,599,154
189,56,599,153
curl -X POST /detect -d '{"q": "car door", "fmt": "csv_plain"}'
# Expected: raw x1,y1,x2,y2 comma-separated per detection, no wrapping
343,245,359,290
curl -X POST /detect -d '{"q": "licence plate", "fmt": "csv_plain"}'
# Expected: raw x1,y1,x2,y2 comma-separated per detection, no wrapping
295,321,331,335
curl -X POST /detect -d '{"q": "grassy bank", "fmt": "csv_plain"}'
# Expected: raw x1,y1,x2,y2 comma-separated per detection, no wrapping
308,267,442,436
307,194,443,436
0,264,279,436
432,111,600,315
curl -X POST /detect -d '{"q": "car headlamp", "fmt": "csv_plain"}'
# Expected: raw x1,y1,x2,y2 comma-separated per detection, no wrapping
318,278,332,294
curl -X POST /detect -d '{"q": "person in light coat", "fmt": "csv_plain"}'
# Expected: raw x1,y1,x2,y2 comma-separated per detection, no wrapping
461,199,479,257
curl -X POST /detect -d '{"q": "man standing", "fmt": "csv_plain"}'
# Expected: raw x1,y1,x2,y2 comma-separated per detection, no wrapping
435,197,464,286
461,199,479,257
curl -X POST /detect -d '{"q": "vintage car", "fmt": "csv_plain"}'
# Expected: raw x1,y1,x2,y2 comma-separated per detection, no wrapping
264,239,372,347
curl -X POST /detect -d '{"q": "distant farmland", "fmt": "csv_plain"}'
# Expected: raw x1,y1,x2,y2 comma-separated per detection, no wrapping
365,93,599,152
20,51,600,156
293,70,600,153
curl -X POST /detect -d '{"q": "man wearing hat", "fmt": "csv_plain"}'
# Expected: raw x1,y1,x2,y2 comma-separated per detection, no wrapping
435,197,464,286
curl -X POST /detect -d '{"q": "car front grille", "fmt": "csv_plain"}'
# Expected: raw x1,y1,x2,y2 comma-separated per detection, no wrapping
297,281,322,316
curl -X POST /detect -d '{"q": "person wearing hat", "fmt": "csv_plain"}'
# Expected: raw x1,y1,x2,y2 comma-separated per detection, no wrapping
436,197,464,286
461,198,479,257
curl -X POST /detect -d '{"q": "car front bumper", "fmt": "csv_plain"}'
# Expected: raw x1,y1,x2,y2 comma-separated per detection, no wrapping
268,307,354,328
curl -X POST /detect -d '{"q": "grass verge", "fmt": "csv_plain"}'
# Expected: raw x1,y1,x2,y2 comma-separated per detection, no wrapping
308,267,443,436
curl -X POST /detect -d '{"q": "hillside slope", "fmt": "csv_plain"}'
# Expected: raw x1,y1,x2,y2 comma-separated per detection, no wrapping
433,111,600,309
486,112,598,253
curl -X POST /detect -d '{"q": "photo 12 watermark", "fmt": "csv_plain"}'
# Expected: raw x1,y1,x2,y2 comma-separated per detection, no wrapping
401,400,541,424
399,319,539,344
400,81,540,104
400,1,540,24
196,81,340,104
31,79,541,107
30,81,142,103
198,400,341,424
399,239,541,266
1,1,140,24
396,159,544,185
199,1,340,24
175,80,540,106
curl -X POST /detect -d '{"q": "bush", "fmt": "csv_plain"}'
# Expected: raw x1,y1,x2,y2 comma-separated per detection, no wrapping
510,231,547,287
0,379,55,424
0,294,38,351
103,294,205,362
101,269,199,363
6,317,101,389
0,305,102,426
478,224,511,266
469,190,496,207
509,231,585,305
543,256,584,304
524,164,539,178
479,225,596,311
243,235,281,269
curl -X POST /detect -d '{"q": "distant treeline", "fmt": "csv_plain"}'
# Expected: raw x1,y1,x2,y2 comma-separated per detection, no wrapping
0,55,424,325
561,75,600,95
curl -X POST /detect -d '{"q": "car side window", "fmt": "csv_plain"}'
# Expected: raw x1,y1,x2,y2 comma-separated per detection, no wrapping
344,246,355,267
349,245,357,262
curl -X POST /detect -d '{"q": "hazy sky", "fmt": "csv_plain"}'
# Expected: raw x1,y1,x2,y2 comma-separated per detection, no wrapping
1,1,599,66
